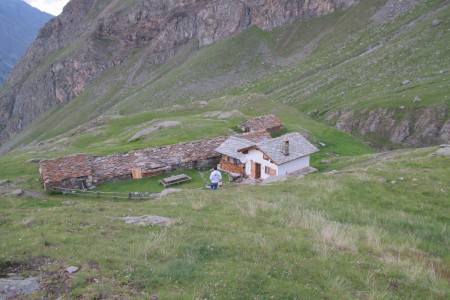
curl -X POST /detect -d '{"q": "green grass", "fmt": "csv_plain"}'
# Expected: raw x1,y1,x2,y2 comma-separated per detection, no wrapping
92,169,218,194
0,148,448,299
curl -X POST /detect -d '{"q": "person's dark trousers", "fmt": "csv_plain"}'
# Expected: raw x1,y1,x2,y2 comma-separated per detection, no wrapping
210,182,218,190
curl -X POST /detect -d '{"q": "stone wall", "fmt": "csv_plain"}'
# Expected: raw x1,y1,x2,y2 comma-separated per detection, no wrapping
39,136,228,191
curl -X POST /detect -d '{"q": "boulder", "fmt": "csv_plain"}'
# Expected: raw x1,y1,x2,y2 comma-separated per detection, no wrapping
11,189,24,196
431,19,441,26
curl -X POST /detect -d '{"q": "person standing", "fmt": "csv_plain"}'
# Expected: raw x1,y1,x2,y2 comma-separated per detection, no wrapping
209,166,222,190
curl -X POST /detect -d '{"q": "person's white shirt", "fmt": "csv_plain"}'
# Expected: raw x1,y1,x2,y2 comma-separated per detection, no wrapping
210,170,222,183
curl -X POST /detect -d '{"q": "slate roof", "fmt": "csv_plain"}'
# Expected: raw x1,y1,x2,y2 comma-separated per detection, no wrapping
238,114,283,132
215,137,253,160
238,133,319,165
215,131,271,160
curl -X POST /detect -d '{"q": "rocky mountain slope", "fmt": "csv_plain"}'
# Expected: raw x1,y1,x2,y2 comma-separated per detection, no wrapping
0,0,52,85
0,0,449,152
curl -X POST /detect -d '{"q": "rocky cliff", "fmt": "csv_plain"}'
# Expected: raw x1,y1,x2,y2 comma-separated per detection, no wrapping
329,106,450,148
0,0,356,146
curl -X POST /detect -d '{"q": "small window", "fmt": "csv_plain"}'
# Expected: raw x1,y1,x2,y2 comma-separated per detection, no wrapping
265,166,271,175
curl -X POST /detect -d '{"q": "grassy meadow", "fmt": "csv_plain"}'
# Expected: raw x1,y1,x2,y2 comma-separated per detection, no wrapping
0,147,449,299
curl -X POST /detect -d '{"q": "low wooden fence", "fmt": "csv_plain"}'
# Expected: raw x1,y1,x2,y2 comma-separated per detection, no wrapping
54,187,155,200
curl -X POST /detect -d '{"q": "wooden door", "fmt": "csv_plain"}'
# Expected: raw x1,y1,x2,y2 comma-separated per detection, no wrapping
252,162,261,179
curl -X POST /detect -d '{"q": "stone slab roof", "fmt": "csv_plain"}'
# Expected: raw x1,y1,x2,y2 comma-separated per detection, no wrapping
238,114,283,132
239,133,319,165
40,154,92,183
215,130,271,160
215,137,253,160
236,130,271,142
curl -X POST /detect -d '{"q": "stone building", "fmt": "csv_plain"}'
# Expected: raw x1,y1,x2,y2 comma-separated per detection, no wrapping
39,130,271,191
237,114,284,133
216,133,319,180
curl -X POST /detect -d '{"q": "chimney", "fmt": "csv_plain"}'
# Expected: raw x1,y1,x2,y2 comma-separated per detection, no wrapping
281,136,289,156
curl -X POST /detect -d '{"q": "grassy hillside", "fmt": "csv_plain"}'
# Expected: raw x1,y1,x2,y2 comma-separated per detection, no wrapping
0,146,448,299
2,0,447,153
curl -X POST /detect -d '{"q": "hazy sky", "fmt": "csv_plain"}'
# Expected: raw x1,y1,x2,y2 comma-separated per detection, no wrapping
24,0,70,16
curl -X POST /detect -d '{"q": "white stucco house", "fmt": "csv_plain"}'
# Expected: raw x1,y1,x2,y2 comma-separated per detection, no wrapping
215,132,319,180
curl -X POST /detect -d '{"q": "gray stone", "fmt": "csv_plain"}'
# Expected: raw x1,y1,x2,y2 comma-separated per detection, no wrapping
413,96,421,103
431,19,441,26
0,179,9,186
66,266,79,274
128,121,181,142
399,106,405,110
321,159,331,164
434,145,450,156
390,180,396,184
402,79,411,85
319,142,326,147
61,201,76,206
377,178,387,183
11,189,24,196
120,215,175,227
261,175,289,185
27,158,44,163
0,277,40,298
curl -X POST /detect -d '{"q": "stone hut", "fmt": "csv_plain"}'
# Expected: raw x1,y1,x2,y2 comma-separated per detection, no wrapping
39,154,94,191
238,114,283,133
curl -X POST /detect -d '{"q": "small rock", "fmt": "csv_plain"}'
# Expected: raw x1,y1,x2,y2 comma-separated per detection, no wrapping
399,106,405,110
159,188,183,197
377,178,387,183
11,189,24,196
413,96,421,103
120,215,175,227
66,266,79,274
399,177,404,181
0,179,9,186
391,181,396,184
431,19,441,26
402,79,411,85
319,142,326,147
321,159,331,164
27,158,44,163
412,178,418,181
